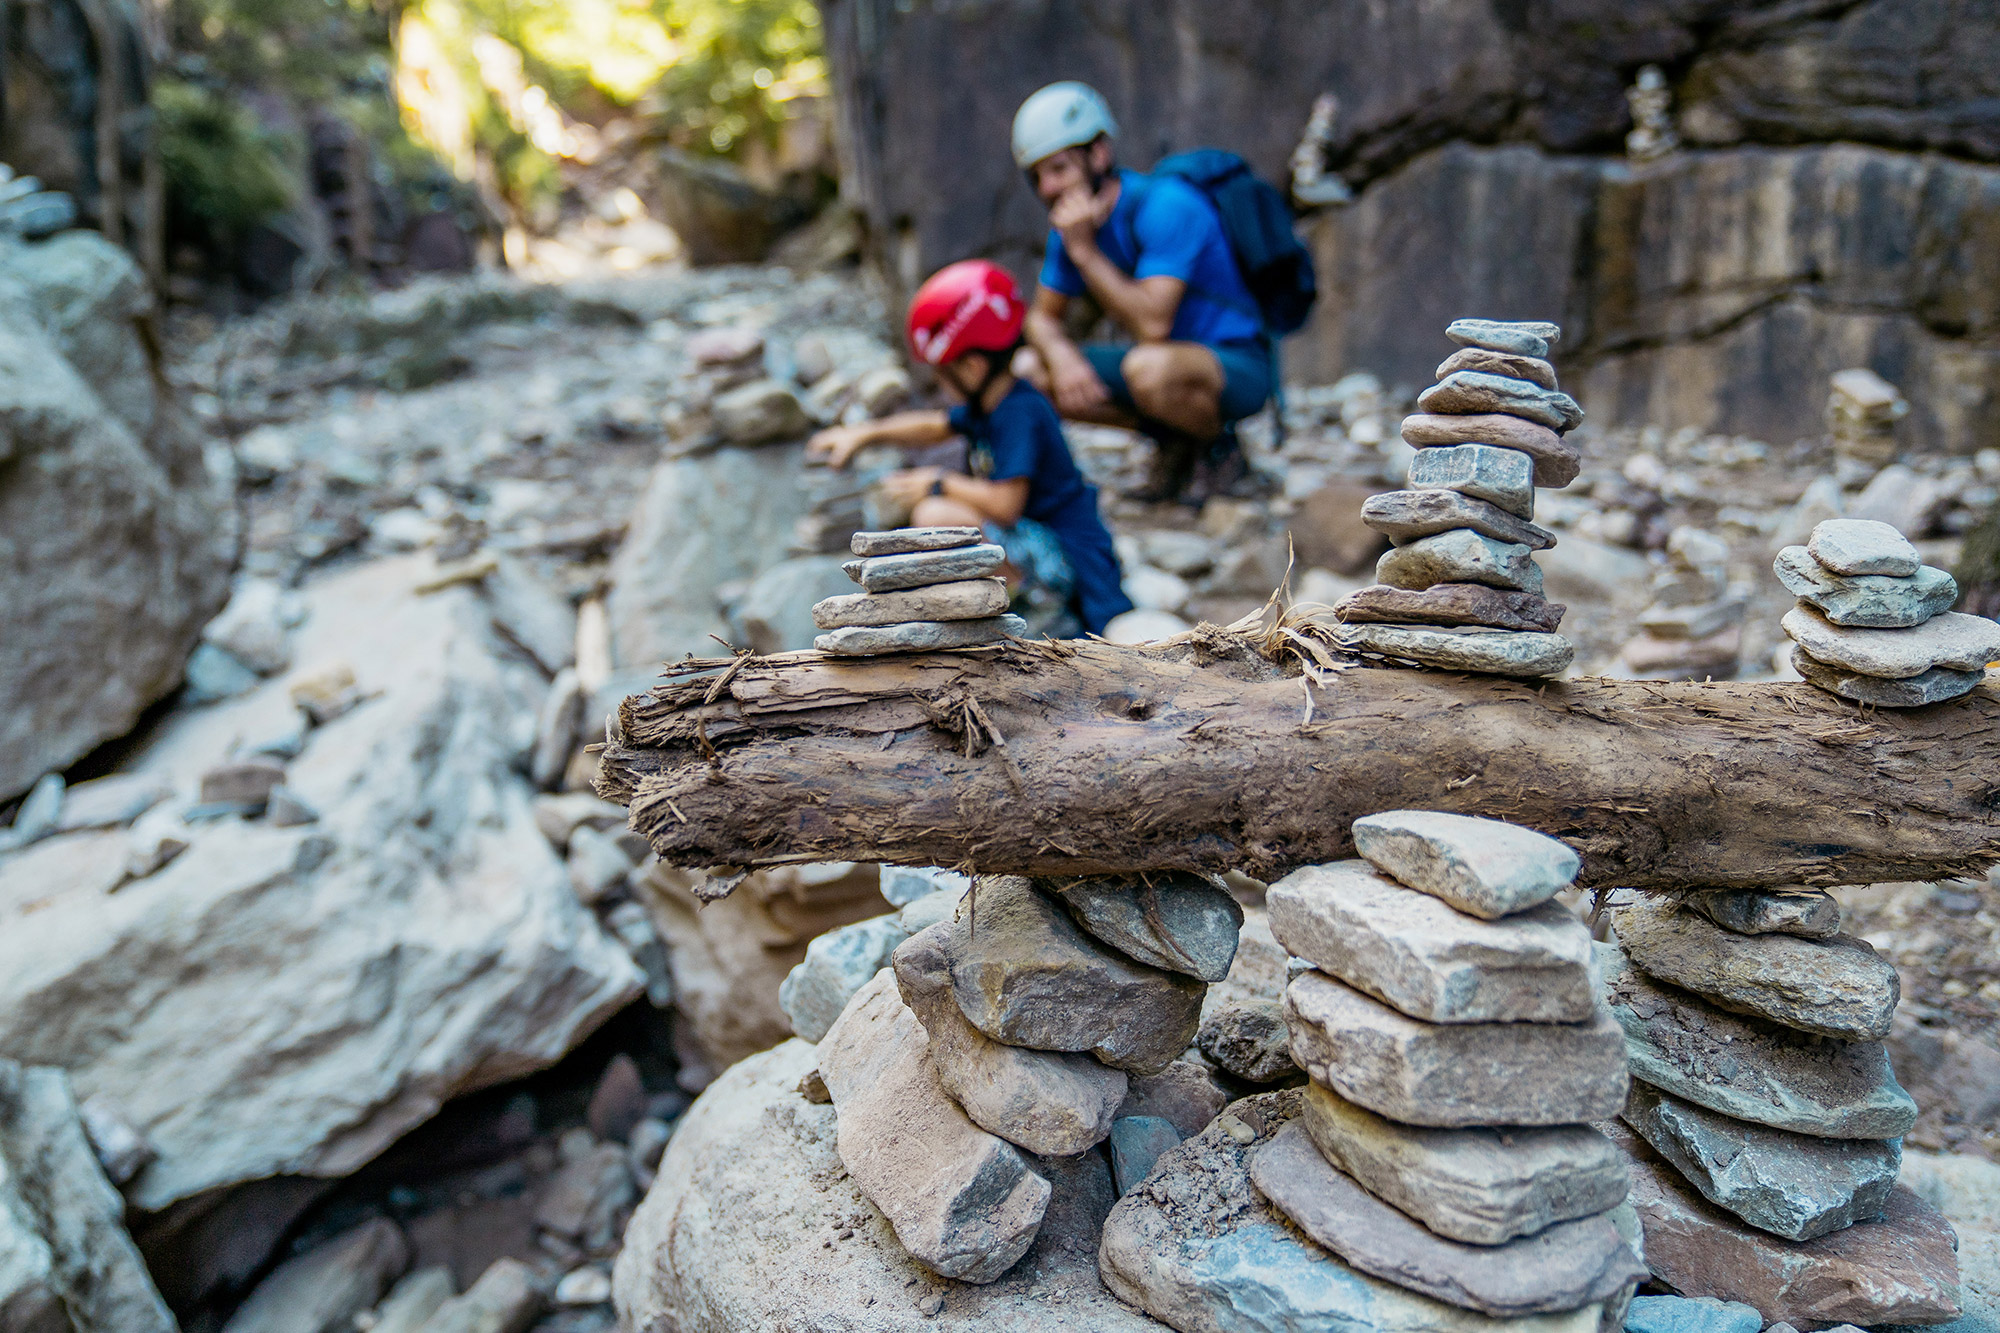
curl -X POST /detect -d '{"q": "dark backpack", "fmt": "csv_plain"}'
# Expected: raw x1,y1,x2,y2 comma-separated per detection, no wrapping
1151,148,1318,337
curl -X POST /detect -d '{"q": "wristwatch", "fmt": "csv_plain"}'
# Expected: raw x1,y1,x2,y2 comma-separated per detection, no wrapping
928,475,946,497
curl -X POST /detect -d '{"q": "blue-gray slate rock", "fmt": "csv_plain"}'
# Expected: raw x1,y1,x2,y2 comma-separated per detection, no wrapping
1044,871,1243,981
1447,319,1559,360
1624,1295,1763,1333
1773,547,1956,628
1109,1116,1183,1196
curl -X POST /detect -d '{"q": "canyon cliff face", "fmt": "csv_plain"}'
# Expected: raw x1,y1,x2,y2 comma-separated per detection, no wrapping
821,0,2000,450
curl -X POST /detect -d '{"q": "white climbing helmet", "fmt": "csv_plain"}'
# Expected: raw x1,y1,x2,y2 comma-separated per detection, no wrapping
1011,81,1119,170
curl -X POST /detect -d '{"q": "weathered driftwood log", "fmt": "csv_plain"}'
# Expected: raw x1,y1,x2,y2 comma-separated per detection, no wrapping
596,628,2000,892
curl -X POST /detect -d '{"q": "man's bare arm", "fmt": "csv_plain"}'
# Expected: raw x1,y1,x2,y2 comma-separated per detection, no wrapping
1070,264,1185,344
1024,286,1112,417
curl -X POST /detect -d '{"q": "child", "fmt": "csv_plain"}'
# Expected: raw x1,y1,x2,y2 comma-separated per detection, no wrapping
806,259,1133,637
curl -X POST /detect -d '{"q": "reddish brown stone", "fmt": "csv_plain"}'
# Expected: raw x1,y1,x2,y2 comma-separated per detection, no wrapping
1335,583,1566,633
1602,1120,1959,1329
1436,347,1558,390
1400,413,1581,487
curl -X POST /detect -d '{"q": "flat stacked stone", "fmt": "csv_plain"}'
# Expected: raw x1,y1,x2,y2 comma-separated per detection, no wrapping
1599,885,1955,1315
1335,320,1580,678
1619,527,1746,680
813,527,1025,655
1237,811,1644,1322
1775,519,1993,706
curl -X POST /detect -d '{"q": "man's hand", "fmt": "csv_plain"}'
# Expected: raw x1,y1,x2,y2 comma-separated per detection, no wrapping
879,466,943,508
1047,344,1111,416
805,424,869,468
1049,182,1115,258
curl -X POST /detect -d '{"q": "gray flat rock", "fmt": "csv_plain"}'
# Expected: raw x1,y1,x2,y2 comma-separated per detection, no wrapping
850,526,983,556
1684,888,1840,939
946,876,1207,1075
815,614,1023,656
1637,597,1744,640
1195,1000,1298,1084
1285,969,1628,1128
1336,624,1574,678
1407,444,1535,517
1609,898,1898,1041
1793,646,1986,707
852,543,1005,592
1301,1080,1630,1246
1362,490,1557,550
1447,319,1560,359
1623,1296,1762,1333
1400,415,1578,489
1377,530,1543,595
1098,1087,1611,1333
1595,942,1917,1139
1045,872,1243,981
816,971,1049,1282
1252,1123,1645,1318
1807,519,1921,577
1417,371,1583,432
1351,811,1579,920
1335,583,1566,633
1268,861,1596,1023
780,914,913,1043
1774,548,1956,627
1437,347,1557,390
1622,1082,1899,1242
894,923,1127,1157
813,578,1009,628
1782,605,2000,679
1109,1116,1183,1195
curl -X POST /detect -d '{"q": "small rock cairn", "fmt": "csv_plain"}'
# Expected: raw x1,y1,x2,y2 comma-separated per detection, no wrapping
1334,319,1582,679
1777,518,1999,707
812,870,1243,1282
1254,812,1645,1322
1618,527,1746,679
811,527,1025,656
1826,368,1906,481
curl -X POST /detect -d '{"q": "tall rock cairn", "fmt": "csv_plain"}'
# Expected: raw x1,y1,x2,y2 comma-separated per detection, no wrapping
812,527,1024,655
1335,319,1582,679
812,871,1240,1282
1617,527,1747,679
1777,518,1999,707
1254,812,1646,1323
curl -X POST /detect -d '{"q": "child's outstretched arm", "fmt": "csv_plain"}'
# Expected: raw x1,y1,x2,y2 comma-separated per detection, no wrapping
805,410,952,468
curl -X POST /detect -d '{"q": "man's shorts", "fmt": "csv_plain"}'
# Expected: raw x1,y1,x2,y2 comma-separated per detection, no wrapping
1081,338,1274,426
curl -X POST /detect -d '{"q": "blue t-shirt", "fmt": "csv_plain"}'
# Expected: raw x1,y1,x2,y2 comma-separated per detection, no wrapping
1039,168,1263,347
948,381,1134,634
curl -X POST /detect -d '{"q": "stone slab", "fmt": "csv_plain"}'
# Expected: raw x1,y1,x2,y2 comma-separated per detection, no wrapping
945,876,1206,1076
851,526,983,557
1110,1116,1183,1196
1362,489,1558,550
1337,624,1574,678
1285,969,1628,1128
1609,898,1898,1041
1685,888,1840,939
1418,371,1584,432
1638,597,1745,641
1195,1000,1298,1084
1351,810,1579,920
1400,416,1578,489
1782,605,2000,680
1596,942,1917,1139
1437,348,1558,390
1793,647,1986,708
852,543,1006,592
1807,519,1921,577
894,923,1127,1157
1621,625,1741,675
1407,444,1536,517
1336,583,1566,633
1045,872,1243,982
1624,1296,1762,1333
815,614,1023,656
1378,530,1544,595
816,971,1049,1282
1604,1118,1960,1329
1268,860,1596,1023
1447,319,1560,359
1252,1122,1646,1318
1300,1080,1630,1247
1622,1082,1899,1242
1099,1087,1609,1333
1774,548,1956,628
812,578,1009,629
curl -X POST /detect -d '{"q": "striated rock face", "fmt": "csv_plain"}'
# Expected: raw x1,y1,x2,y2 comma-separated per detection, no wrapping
0,232,234,802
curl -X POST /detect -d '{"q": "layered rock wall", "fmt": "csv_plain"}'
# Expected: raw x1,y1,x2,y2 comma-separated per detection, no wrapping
822,0,2000,450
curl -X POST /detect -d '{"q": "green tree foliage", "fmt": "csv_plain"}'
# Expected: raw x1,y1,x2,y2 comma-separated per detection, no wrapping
153,78,298,235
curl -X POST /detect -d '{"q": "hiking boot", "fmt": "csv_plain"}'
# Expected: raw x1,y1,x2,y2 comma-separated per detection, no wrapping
1123,427,1200,504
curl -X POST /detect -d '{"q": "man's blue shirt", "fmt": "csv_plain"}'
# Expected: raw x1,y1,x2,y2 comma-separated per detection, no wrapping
1038,168,1263,346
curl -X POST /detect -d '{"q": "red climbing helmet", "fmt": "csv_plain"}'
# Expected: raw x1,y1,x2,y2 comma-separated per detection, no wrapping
905,260,1025,366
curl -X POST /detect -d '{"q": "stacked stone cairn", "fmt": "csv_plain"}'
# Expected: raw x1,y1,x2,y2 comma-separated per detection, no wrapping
1617,527,1747,679
811,526,1025,656
1777,518,2000,707
1252,812,1646,1326
1826,368,1906,482
811,870,1243,1282
1334,319,1582,679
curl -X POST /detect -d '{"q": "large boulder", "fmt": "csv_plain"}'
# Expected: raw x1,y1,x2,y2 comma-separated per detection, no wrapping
0,232,234,802
0,554,641,1214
